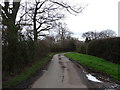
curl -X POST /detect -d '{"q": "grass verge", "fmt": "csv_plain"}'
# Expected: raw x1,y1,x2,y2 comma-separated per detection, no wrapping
3,53,57,88
64,53,120,81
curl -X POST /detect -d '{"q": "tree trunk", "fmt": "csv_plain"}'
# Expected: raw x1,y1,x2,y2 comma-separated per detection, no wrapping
2,1,21,72
33,4,38,43
33,5,38,60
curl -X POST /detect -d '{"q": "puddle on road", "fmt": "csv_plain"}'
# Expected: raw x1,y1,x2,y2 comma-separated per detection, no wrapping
103,83,120,90
86,74,102,83
42,70,47,72
61,56,65,58
59,57,61,60
61,65,66,69
111,83,120,88
86,73,120,89
59,61,63,65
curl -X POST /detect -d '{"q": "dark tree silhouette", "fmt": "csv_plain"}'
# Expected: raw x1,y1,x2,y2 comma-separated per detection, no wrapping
82,30,116,42
1,0,21,71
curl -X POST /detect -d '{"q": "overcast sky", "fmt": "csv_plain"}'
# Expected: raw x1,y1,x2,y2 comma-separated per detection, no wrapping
1,0,119,40
64,0,119,40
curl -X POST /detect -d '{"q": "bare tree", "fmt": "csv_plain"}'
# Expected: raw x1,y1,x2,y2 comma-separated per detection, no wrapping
20,0,85,43
82,31,94,41
82,30,117,42
100,29,116,38
56,22,73,41
1,0,22,71
1,0,21,43
1,0,21,47
21,0,65,43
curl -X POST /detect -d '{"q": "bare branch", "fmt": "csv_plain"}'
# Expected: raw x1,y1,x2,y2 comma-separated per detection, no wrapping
37,0,48,10
13,0,21,20
50,0,86,15
36,23,43,30
37,25,53,34
38,34,46,36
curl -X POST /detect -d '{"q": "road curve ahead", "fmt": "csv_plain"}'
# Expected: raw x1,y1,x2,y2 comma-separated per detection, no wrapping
31,53,94,88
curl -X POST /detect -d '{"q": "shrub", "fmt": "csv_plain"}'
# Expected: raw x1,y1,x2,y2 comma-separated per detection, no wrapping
76,42,88,54
2,39,50,79
51,39,76,52
87,37,120,64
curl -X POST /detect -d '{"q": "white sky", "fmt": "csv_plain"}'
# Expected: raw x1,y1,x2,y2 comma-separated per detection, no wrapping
0,0,119,40
64,0,119,40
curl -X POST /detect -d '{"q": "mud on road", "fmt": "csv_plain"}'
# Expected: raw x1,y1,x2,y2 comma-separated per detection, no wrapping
31,54,95,88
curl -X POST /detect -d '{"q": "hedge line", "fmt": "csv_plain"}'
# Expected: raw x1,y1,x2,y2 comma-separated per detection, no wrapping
87,37,120,64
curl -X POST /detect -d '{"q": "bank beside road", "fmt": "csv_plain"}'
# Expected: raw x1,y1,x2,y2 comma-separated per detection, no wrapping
64,53,120,81
3,53,57,88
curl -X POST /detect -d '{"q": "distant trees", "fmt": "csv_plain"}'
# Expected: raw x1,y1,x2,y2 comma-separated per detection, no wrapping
55,22,73,41
82,30,116,42
100,30,116,38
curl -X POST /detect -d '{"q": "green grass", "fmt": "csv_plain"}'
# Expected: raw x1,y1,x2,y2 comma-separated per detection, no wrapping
64,53,120,80
3,53,57,88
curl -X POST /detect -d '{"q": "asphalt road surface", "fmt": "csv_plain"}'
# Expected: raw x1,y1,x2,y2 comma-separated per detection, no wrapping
31,53,95,88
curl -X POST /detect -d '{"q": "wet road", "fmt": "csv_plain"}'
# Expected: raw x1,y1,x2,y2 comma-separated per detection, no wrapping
31,54,94,88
